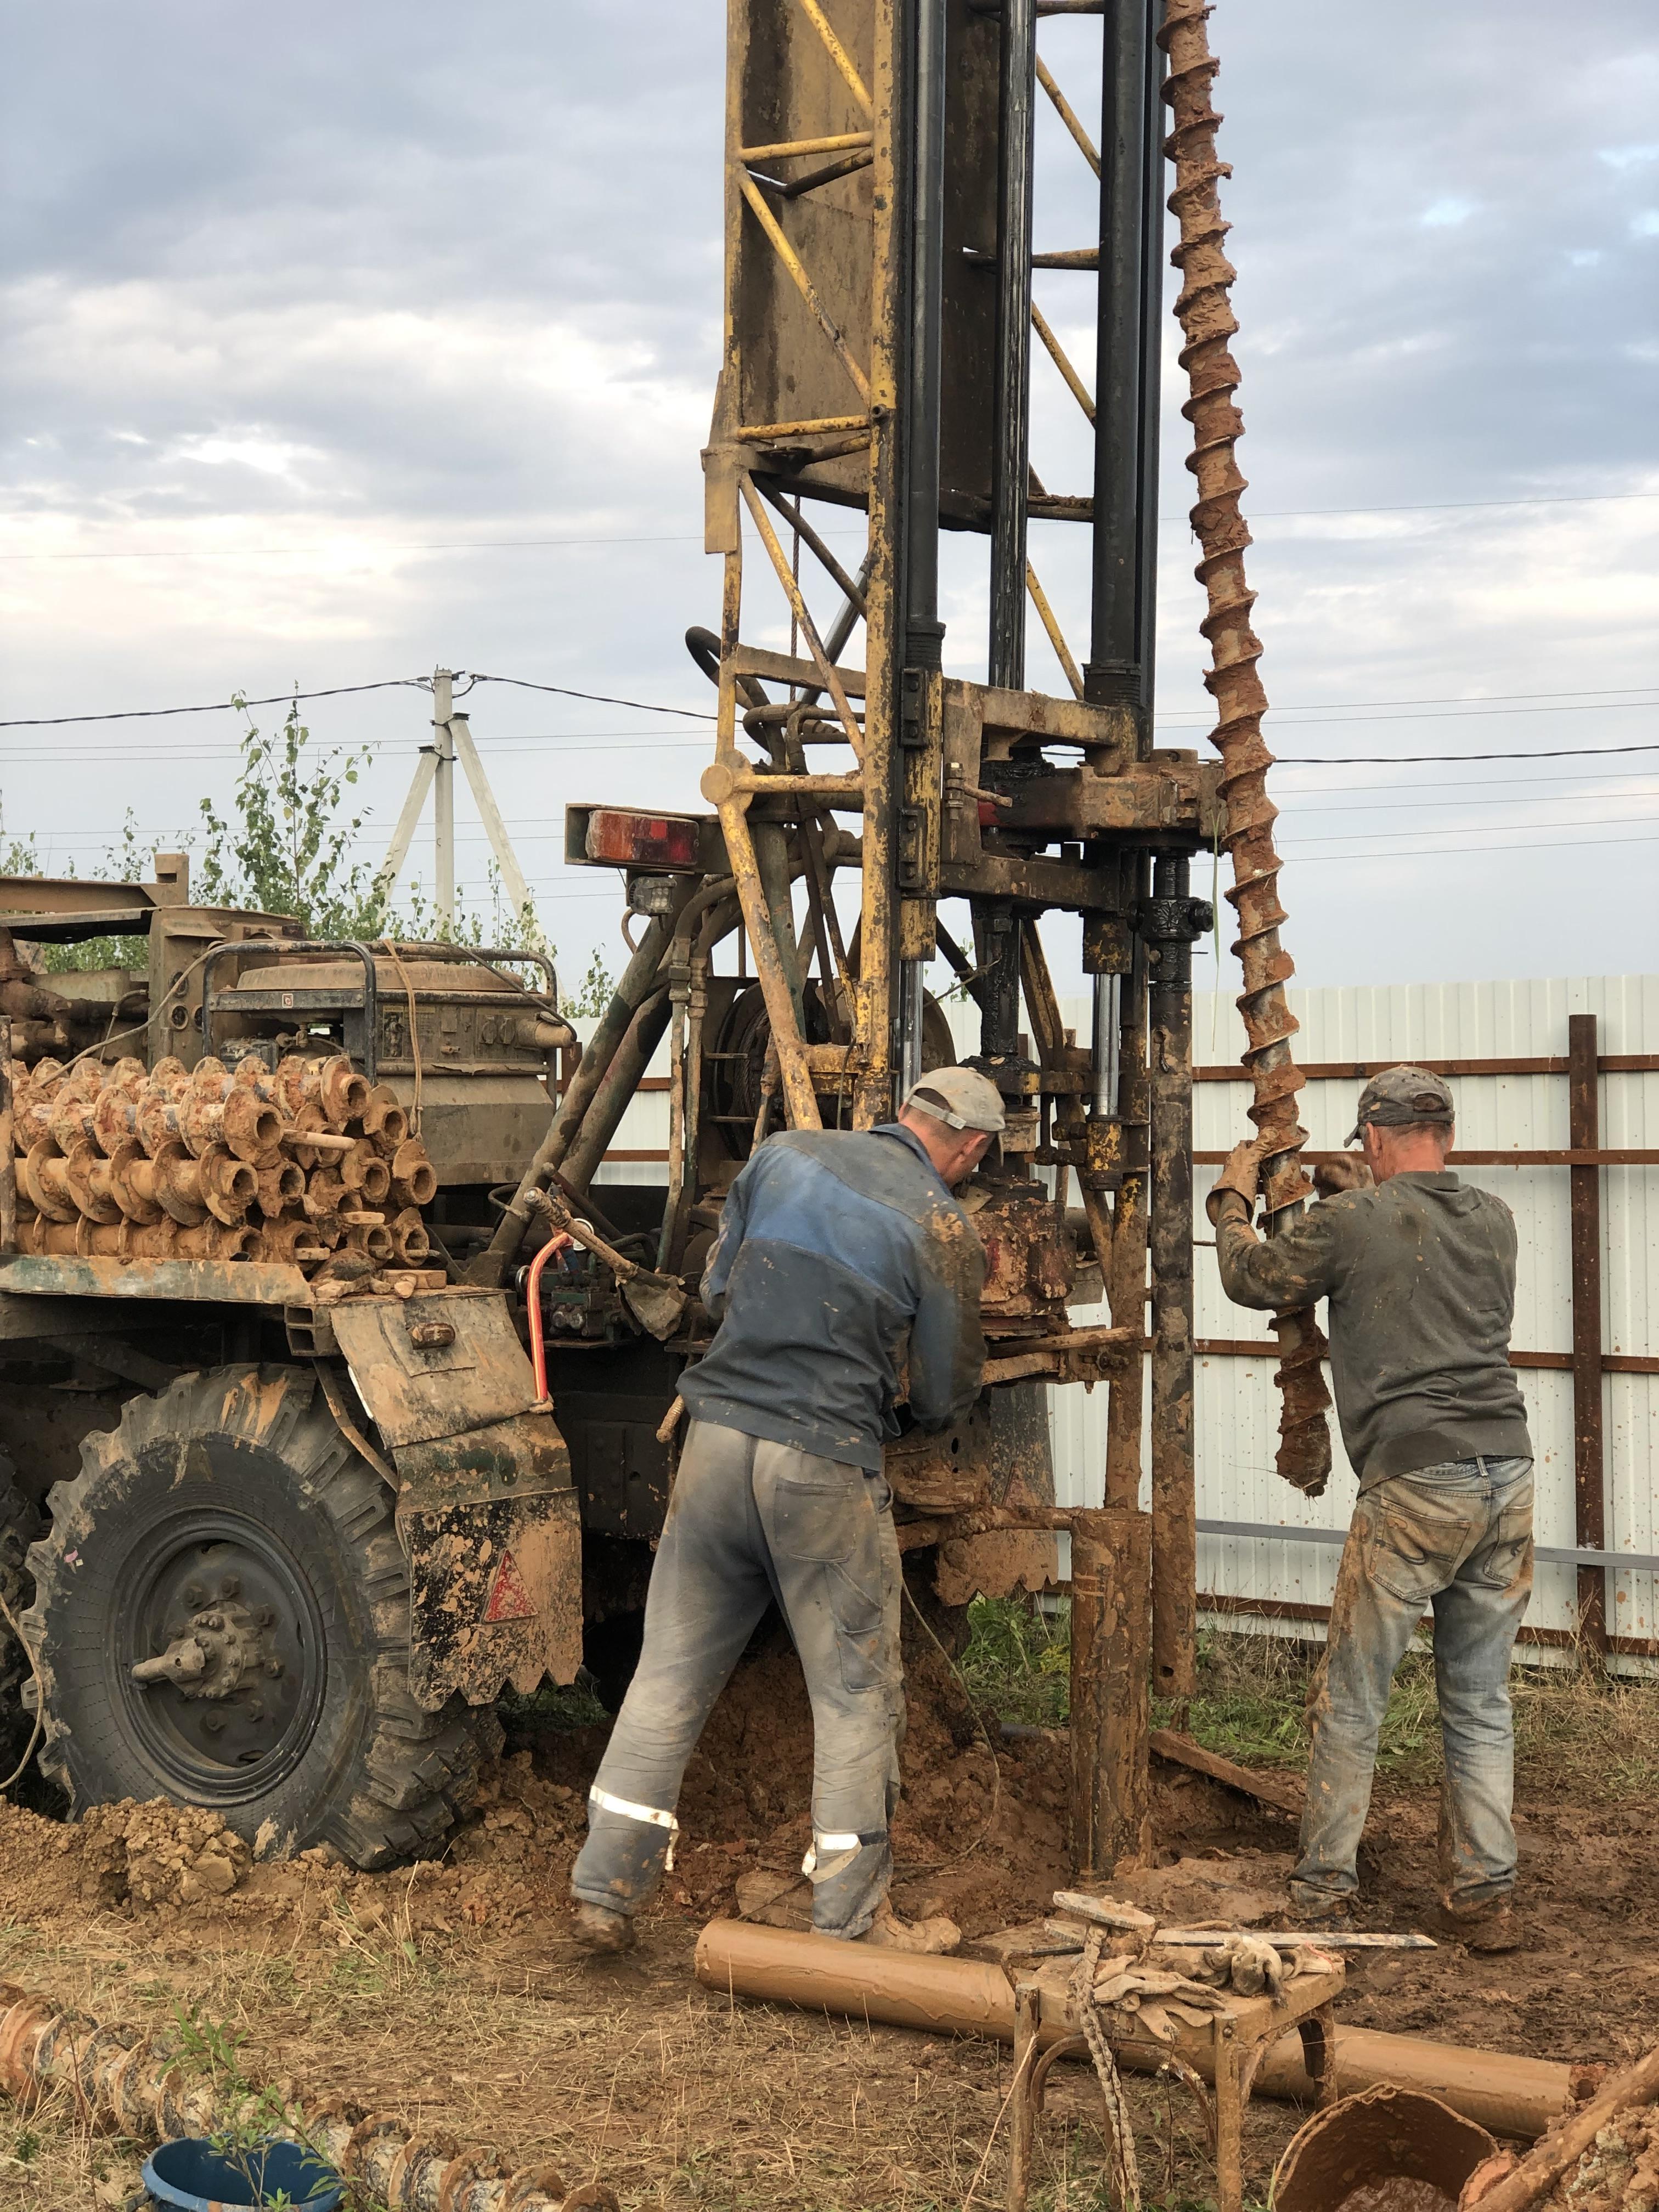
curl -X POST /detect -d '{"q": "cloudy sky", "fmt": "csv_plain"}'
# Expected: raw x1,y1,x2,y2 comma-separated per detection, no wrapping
3,0,1656,1001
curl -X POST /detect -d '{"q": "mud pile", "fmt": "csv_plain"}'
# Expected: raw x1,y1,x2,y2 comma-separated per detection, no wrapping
79,1798,253,1908
1542,2105,1659,2211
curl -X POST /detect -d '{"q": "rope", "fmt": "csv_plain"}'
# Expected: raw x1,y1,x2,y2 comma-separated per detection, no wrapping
0,1587,45,1795
1071,1925,1142,2211
377,940,423,1136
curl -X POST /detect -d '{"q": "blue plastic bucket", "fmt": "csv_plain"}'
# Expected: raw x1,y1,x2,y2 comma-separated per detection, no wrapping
141,2136,344,2211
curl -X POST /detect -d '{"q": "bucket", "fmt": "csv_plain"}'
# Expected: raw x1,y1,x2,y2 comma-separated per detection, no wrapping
140,2137,344,2212
1272,2084,1498,2212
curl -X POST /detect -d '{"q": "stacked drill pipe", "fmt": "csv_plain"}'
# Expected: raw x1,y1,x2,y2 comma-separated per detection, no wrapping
1158,0,1333,1493
0,1982,616,2211
4,1053,436,1276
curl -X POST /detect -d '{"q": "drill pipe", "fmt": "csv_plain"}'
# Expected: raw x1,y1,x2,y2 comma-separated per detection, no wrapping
1158,0,1332,1493
0,1983,614,2212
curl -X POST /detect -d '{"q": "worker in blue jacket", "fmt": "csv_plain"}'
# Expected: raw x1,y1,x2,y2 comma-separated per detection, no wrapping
570,1066,1000,1957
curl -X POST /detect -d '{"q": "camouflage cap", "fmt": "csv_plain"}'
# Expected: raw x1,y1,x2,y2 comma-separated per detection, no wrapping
902,1065,1007,1135
1345,1064,1455,1146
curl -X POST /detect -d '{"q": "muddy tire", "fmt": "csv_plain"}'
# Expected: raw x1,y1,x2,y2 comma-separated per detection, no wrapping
19,1365,500,1869
0,1462,42,1744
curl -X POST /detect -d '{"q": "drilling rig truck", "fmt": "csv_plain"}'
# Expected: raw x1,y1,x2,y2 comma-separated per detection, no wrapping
0,0,1226,1868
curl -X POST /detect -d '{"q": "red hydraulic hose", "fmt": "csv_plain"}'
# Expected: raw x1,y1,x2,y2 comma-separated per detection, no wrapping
526,1231,573,1409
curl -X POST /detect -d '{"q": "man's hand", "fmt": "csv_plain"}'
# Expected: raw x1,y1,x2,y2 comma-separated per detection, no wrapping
1313,1153,1374,1199
1206,1139,1263,1227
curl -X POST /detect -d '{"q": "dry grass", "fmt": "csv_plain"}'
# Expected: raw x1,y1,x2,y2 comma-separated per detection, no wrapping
0,1908,1279,2210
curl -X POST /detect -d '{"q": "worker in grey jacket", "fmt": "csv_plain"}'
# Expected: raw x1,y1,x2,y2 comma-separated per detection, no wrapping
569,1066,1000,1957
1209,1067,1533,1953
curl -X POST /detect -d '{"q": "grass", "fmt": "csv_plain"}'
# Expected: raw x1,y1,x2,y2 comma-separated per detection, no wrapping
960,1598,1659,1802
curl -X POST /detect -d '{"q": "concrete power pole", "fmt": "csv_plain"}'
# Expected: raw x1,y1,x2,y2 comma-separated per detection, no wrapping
432,667,456,934
374,668,538,941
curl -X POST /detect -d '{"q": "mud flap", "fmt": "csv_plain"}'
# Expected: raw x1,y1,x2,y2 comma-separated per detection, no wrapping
393,1417,583,1709
326,1293,584,1710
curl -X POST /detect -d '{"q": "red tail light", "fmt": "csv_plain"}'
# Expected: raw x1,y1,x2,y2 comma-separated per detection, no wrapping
584,810,702,869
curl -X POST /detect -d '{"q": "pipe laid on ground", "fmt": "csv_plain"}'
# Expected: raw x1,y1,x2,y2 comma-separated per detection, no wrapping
693,1921,1570,2142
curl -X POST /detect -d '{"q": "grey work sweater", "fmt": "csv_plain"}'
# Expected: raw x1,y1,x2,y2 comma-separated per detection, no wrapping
682,1124,986,1471
1215,1171,1532,1487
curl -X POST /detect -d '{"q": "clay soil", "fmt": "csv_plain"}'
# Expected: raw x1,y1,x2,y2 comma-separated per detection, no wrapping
1,1629,1655,2211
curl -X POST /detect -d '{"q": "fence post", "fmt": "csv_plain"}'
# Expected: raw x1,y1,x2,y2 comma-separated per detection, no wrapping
1567,1013,1607,1663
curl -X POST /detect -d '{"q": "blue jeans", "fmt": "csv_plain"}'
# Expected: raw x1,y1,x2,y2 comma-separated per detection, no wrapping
571,1420,904,1938
1291,1454,1534,1915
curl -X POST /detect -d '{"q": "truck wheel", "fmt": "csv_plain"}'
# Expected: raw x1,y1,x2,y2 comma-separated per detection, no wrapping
0,1460,42,1724
19,1365,501,1870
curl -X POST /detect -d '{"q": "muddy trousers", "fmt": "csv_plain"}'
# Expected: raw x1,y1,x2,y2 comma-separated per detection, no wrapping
1291,1454,1534,1916
570,1420,903,1939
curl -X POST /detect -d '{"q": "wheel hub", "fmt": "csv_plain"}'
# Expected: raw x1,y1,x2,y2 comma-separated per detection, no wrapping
116,1514,326,1802
130,1596,278,1699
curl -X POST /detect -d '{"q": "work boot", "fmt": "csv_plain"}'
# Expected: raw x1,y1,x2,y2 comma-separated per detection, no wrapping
1285,1889,1355,1936
854,1901,961,1956
1435,1897,1521,1954
572,1901,636,1956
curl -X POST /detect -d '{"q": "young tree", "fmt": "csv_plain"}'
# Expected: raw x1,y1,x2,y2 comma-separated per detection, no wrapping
196,696,390,939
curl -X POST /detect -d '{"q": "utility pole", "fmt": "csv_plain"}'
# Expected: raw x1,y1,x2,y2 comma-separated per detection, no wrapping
375,668,538,940
433,668,456,935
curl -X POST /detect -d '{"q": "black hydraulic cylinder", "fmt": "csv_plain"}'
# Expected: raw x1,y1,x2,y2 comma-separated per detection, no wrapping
989,0,1036,690
904,0,948,673
1086,0,1164,739
1143,852,1209,1702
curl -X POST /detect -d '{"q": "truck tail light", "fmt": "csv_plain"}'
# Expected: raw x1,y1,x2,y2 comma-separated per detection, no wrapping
584,810,702,870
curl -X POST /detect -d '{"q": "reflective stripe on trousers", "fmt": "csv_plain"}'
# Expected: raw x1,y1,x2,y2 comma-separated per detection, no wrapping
570,1420,903,1938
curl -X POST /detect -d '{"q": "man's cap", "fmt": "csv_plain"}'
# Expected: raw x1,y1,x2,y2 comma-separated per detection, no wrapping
902,1066,1006,1135
1345,1065,1455,1146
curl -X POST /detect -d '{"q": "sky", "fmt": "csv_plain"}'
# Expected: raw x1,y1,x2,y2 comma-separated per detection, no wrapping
2,0,1656,1001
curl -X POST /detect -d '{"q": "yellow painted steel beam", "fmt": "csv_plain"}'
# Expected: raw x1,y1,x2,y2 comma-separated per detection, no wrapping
1026,560,1086,699
734,413,871,441
790,0,873,118
735,173,872,406
1031,300,1096,425
709,794,824,1131
739,131,873,161
1036,54,1101,176
739,473,867,762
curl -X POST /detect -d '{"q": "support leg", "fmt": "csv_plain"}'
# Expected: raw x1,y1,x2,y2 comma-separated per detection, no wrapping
1212,2020,1243,2212
1008,1983,1040,2212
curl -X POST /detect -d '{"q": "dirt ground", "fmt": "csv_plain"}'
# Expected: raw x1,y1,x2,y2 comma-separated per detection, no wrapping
1,1629,1656,2211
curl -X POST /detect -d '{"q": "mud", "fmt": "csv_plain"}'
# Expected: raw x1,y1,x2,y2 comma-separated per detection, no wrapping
1539,2103,1659,2210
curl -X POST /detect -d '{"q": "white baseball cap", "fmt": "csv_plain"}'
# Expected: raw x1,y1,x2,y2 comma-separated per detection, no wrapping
901,1065,1007,1135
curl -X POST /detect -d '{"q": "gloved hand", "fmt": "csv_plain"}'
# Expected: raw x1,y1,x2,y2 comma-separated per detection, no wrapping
1313,1152,1374,1199
1205,1138,1263,1227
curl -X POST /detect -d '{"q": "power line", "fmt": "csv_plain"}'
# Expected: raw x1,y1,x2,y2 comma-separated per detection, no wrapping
1279,808,1659,849
1277,739,1659,766
0,678,427,729
1284,829,1659,865
0,676,715,730
3,488,1652,565
468,674,714,721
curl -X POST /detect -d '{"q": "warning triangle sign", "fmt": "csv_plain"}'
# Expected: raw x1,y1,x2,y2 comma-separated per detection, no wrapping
483,1549,536,1623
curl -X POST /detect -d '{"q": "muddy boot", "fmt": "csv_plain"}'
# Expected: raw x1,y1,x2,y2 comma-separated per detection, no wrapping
573,1902,636,1956
1285,1889,1355,1936
1435,1897,1521,1954
854,1900,961,1956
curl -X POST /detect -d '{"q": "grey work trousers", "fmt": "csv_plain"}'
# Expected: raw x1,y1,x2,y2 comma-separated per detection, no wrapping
1291,1453,1534,1916
570,1419,904,1938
